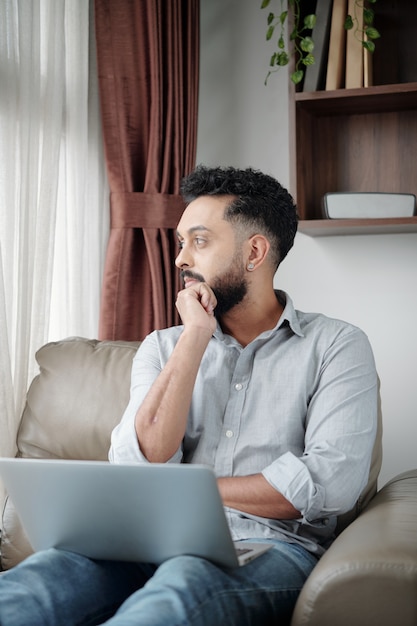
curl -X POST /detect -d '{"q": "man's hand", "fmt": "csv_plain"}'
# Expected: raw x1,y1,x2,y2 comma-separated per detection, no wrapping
176,282,217,337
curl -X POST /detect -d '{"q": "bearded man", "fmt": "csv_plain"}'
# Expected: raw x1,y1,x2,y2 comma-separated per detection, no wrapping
0,166,378,625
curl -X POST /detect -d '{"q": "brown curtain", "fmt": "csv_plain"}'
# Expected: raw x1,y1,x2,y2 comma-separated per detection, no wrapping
94,0,199,340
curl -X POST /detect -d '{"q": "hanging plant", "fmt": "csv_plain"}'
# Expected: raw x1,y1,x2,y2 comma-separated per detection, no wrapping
261,0,380,86
344,0,380,53
262,0,316,85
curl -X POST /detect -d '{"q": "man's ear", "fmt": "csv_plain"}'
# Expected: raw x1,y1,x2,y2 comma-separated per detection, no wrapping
246,234,270,271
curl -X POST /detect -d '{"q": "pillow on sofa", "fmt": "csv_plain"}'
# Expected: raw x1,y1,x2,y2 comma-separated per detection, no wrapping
16,337,140,461
2,337,140,571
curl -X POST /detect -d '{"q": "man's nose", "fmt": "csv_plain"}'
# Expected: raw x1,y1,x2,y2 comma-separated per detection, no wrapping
175,246,191,269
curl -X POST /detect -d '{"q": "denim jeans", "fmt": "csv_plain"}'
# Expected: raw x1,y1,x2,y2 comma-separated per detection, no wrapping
0,540,317,625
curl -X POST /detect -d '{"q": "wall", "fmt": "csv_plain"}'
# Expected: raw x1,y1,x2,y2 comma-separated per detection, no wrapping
197,0,417,487
196,0,290,186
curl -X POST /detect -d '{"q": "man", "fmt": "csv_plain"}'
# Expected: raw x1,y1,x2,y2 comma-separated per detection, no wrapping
0,166,378,625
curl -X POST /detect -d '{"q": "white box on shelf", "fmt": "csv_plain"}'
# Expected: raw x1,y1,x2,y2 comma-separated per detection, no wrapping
322,192,416,219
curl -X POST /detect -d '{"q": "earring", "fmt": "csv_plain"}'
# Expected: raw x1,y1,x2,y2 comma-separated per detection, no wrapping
247,262,255,271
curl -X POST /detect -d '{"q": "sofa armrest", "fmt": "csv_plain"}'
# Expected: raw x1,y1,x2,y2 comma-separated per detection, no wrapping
291,469,417,626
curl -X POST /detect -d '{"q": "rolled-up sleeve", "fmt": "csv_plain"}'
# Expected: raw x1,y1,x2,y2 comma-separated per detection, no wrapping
262,326,378,522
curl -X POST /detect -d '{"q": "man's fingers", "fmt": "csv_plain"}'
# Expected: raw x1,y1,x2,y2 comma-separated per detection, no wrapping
177,282,217,316
196,283,217,314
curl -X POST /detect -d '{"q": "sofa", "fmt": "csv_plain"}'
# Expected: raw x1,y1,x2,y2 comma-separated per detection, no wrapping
1,337,416,625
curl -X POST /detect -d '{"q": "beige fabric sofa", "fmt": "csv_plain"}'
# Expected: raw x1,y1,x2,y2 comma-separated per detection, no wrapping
1,337,416,625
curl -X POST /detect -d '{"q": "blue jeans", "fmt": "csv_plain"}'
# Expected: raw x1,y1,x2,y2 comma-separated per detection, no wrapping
0,541,317,625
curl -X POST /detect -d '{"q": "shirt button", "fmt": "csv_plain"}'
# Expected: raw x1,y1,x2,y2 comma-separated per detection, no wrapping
234,383,243,391
225,430,234,438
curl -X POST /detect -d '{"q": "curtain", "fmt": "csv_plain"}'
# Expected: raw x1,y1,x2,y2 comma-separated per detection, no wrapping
95,0,199,341
0,0,109,479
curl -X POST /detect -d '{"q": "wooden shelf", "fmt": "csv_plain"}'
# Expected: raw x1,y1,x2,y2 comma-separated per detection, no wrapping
289,0,417,237
295,82,417,115
298,217,417,237
292,82,417,233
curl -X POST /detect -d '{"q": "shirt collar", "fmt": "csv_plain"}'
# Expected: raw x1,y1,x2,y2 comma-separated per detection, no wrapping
213,290,304,343
275,290,304,337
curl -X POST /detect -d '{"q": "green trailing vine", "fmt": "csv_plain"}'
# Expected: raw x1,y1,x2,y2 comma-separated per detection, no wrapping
262,0,315,85
261,0,380,86
344,0,380,53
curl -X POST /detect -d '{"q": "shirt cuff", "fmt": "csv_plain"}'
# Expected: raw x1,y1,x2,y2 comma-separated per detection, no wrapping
262,452,326,522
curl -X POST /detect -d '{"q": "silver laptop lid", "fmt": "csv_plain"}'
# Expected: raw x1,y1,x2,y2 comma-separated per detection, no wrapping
0,458,243,568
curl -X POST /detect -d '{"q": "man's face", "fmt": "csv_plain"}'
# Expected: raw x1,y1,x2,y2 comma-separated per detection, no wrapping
175,195,248,316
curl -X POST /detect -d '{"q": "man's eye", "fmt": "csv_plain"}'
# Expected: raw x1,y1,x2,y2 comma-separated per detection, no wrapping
195,237,205,246
178,240,184,249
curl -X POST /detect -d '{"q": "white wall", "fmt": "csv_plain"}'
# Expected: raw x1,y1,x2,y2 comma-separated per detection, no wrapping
196,0,290,186
198,0,417,487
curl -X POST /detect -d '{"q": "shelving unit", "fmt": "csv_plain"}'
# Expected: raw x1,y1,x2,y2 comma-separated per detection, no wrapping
299,216,417,237
289,2,417,237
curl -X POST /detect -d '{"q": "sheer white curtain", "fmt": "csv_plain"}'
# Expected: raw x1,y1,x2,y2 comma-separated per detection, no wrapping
0,0,109,470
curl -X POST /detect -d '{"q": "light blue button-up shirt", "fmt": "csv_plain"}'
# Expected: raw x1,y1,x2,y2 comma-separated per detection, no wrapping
110,292,378,555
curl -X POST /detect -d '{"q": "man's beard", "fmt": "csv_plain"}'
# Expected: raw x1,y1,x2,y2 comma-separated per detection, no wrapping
211,265,248,317
181,252,248,318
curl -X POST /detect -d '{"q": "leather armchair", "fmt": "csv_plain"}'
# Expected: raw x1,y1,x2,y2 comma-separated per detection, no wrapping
1,337,416,625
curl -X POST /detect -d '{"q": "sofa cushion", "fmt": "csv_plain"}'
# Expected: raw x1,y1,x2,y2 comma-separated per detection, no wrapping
1,337,140,570
16,337,140,461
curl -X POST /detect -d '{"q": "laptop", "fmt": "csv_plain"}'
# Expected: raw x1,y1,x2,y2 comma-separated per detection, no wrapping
0,458,272,569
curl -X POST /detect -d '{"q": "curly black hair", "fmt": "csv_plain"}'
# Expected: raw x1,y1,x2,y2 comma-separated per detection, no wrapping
180,165,298,269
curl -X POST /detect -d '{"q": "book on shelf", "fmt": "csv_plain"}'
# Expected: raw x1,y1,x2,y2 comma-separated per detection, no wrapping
302,0,333,92
300,0,373,92
325,0,347,90
363,34,373,88
345,0,364,88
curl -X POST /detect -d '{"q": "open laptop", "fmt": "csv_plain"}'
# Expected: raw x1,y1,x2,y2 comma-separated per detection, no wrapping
0,458,272,569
